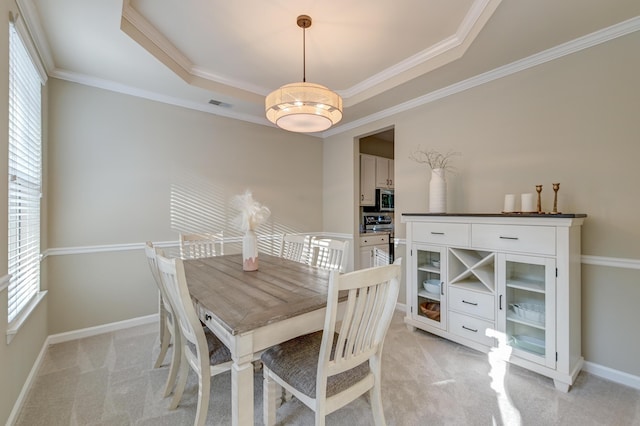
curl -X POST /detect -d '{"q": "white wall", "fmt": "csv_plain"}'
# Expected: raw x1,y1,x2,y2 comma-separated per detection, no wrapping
323,30,640,377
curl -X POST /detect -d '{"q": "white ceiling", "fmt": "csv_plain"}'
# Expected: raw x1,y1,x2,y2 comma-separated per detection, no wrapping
21,0,640,135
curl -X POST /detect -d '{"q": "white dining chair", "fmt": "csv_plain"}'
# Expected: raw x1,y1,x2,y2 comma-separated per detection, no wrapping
156,252,233,426
179,232,224,259
279,233,312,264
310,238,349,272
372,247,391,267
261,261,401,426
144,242,181,397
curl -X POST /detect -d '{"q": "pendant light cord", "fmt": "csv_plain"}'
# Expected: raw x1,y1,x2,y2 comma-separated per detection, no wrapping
302,24,306,82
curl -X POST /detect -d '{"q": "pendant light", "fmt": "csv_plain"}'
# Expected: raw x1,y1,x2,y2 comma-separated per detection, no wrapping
265,15,343,133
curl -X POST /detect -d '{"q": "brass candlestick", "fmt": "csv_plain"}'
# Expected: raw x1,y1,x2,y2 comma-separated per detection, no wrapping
536,185,543,213
552,183,561,214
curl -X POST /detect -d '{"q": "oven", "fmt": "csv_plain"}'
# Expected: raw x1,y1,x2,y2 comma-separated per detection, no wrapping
362,213,394,262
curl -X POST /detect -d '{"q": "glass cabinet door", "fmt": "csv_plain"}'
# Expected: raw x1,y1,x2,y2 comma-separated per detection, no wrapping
498,253,556,368
413,244,446,330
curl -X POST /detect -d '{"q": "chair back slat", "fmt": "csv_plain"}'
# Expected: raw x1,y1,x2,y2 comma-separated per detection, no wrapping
144,242,175,320
156,254,207,359
280,234,312,264
320,262,400,379
373,246,391,266
179,232,224,259
311,238,349,272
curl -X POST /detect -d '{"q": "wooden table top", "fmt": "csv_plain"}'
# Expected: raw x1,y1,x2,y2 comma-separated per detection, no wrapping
184,253,333,336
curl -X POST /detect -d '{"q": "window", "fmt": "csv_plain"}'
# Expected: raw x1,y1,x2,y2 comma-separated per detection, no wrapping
7,20,43,323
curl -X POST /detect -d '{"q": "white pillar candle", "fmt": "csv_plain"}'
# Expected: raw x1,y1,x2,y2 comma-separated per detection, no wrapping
503,194,516,213
521,193,535,213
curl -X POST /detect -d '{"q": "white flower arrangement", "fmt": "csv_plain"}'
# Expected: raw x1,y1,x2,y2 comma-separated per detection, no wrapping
409,146,460,172
231,190,271,233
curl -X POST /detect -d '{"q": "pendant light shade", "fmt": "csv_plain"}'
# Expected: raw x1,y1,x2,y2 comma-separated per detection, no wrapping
265,15,343,133
265,82,342,133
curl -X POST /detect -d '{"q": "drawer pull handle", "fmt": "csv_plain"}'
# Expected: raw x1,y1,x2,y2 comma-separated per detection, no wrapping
431,232,445,235
499,294,503,310
499,236,519,240
462,300,478,306
205,313,212,321
462,325,478,333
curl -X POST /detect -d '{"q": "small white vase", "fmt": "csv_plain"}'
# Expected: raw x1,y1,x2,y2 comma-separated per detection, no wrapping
429,168,447,213
242,230,258,271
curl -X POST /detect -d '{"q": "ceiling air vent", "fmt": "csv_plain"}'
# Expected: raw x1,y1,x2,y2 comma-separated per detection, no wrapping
208,99,231,108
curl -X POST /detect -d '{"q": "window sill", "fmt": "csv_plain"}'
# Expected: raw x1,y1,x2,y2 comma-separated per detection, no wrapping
6,290,47,344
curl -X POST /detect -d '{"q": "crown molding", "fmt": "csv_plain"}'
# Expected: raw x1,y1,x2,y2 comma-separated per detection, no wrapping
120,0,500,103
339,0,501,100
49,68,272,127
20,2,640,136
16,0,55,74
324,15,640,137
120,0,193,77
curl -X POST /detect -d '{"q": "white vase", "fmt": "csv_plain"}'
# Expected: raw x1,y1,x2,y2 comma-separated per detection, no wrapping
242,230,258,271
429,168,447,213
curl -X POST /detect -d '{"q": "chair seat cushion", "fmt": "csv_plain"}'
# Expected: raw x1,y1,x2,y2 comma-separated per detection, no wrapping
261,331,370,399
187,324,232,365
204,327,232,365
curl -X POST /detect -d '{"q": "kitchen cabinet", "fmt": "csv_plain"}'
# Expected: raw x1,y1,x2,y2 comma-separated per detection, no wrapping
360,154,376,206
375,157,394,188
359,233,389,269
402,213,586,391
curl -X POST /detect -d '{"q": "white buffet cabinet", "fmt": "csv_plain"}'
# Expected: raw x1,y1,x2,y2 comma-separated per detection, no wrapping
401,213,586,391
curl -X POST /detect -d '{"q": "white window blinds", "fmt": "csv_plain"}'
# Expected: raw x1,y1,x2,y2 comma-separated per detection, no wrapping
7,21,43,323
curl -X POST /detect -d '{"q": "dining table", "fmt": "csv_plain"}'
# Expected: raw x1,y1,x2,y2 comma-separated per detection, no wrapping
183,253,338,426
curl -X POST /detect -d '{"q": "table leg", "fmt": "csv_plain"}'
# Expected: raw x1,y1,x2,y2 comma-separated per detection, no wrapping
232,355,254,426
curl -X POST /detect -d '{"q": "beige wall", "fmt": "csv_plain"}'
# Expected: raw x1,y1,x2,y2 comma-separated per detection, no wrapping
1,2,50,423
3,11,639,424
324,30,640,376
44,78,325,334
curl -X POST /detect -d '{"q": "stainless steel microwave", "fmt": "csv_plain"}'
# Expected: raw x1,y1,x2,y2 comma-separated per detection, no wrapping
376,189,394,211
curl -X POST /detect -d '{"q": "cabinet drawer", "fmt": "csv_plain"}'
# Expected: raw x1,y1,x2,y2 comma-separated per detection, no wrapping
471,224,556,255
413,223,469,246
449,311,495,347
449,287,495,320
360,234,389,246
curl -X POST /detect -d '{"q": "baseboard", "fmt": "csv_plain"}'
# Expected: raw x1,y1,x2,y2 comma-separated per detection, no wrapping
5,336,50,426
8,311,640,426
583,361,640,390
47,313,158,344
7,314,159,425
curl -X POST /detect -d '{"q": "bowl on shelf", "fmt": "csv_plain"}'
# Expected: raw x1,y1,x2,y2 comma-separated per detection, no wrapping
510,303,545,323
511,335,545,355
419,301,441,321
423,279,441,294
430,260,441,268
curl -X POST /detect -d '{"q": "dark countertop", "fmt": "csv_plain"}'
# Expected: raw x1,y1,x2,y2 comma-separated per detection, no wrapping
402,213,587,218
359,230,391,236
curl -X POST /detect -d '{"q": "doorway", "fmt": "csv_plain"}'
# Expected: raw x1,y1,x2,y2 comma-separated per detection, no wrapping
357,128,395,269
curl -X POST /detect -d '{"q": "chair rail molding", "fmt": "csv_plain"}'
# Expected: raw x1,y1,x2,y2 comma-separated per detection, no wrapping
395,238,640,272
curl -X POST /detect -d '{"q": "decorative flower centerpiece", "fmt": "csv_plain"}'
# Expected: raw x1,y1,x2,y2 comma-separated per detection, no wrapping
409,147,460,213
231,190,271,271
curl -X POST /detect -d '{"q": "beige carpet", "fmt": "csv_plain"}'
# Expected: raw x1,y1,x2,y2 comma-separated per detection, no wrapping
14,311,640,425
